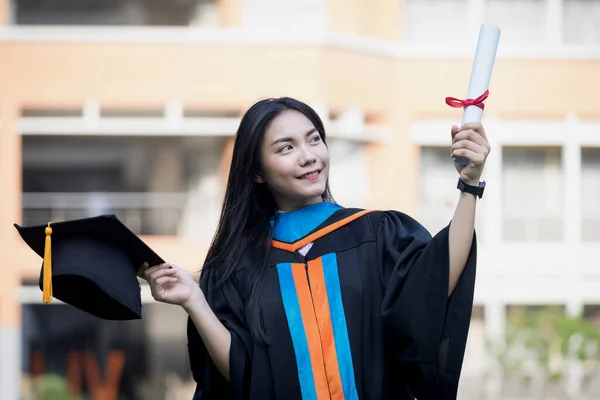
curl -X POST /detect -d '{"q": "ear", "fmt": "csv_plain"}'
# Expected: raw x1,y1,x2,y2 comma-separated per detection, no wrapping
254,171,264,184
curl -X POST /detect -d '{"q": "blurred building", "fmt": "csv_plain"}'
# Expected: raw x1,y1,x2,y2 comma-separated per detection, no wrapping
1,0,600,399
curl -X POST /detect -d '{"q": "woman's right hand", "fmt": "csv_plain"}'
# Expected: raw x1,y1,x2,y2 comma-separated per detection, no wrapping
138,262,205,309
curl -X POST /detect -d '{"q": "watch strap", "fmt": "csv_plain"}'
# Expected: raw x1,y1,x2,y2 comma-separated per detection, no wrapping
457,179,485,199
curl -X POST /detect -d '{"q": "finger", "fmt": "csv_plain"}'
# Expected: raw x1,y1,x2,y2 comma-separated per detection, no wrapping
450,125,460,139
155,276,178,286
451,149,486,164
451,139,488,155
143,263,172,280
460,122,487,140
453,129,489,148
149,268,177,282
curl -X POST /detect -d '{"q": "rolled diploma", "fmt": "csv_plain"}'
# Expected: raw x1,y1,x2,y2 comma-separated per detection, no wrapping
455,24,501,166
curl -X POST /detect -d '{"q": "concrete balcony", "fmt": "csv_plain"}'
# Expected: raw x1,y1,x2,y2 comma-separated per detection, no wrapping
475,242,600,306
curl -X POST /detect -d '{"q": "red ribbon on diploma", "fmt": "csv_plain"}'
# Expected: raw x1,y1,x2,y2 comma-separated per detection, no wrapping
445,89,489,110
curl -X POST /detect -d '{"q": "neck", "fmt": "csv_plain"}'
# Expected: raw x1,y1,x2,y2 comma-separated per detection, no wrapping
276,196,324,213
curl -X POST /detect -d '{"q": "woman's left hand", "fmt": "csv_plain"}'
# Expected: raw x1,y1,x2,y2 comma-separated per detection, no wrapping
451,122,491,185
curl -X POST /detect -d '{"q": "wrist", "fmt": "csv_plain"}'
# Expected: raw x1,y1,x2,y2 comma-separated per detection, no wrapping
460,178,480,186
457,178,485,199
182,286,206,314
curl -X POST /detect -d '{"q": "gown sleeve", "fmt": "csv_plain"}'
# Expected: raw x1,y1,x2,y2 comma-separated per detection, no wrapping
187,262,253,400
375,210,477,400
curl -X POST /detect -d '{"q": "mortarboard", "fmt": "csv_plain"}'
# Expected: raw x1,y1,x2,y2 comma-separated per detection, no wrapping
14,214,165,320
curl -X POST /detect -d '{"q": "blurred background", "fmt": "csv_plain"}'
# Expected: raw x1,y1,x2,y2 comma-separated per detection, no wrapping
1,0,599,399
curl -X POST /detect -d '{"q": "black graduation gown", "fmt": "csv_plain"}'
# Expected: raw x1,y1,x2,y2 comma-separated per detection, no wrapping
187,207,477,399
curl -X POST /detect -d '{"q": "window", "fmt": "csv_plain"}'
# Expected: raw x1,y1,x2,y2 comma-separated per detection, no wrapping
242,0,326,33
22,135,225,237
562,0,600,45
419,147,458,233
484,0,548,45
402,0,471,44
13,0,220,27
327,139,368,208
502,147,563,242
581,148,600,241
419,146,485,240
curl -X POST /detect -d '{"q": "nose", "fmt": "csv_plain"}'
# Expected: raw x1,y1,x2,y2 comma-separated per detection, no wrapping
299,148,317,166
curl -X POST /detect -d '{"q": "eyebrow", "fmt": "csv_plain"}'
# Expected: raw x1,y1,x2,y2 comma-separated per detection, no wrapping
270,128,318,147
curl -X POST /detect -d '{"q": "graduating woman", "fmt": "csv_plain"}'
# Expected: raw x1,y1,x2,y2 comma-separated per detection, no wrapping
139,97,490,399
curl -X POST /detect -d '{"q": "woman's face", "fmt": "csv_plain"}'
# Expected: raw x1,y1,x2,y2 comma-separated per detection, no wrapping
256,109,330,212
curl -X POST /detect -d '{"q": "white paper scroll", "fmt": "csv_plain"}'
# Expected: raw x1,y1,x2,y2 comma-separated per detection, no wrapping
454,24,501,166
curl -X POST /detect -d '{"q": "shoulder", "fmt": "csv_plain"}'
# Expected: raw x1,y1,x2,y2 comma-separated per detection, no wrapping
362,209,431,240
329,206,429,241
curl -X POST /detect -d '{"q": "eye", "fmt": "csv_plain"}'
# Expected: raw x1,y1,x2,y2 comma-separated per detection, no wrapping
310,135,321,143
277,144,293,153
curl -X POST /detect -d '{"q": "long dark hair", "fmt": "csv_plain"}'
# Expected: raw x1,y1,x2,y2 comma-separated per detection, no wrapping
202,97,334,342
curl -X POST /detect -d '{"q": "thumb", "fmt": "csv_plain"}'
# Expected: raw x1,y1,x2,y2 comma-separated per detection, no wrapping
137,262,149,279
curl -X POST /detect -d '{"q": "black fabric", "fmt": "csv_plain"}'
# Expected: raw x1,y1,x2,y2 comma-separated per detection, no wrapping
14,214,164,320
187,208,477,399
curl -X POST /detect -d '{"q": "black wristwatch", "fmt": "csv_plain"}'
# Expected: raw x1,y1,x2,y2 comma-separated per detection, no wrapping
457,178,485,199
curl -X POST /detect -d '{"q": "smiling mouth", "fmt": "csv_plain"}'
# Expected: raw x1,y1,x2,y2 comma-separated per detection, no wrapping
298,170,321,179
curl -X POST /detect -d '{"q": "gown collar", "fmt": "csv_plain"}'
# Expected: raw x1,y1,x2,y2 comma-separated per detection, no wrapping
271,201,342,243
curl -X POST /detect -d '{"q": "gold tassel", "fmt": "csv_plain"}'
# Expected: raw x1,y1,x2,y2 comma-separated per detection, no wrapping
43,222,53,303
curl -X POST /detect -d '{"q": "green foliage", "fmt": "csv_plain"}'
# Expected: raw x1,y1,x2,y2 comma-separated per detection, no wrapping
30,374,74,400
487,306,600,392
28,373,128,400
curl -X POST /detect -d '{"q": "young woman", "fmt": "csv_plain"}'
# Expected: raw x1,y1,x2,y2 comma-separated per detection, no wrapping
139,97,489,399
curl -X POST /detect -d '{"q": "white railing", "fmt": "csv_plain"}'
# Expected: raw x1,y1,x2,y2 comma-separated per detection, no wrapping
17,111,394,143
410,118,600,147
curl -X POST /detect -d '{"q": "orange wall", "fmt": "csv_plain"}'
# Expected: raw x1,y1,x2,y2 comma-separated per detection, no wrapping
327,0,400,40
3,43,600,116
1,43,323,108
218,0,243,28
0,0,8,25
0,104,22,326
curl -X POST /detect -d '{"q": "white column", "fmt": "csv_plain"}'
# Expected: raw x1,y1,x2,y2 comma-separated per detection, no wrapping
147,146,182,234
546,0,563,46
0,103,22,400
484,301,506,347
469,0,486,36
482,117,503,251
563,120,582,246
482,121,507,399
562,116,584,398
0,326,20,400
178,143,221,241
484,300,506,400
563,117,583,317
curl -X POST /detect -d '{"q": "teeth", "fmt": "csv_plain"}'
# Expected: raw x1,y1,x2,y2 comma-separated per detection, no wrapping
301,171,319,178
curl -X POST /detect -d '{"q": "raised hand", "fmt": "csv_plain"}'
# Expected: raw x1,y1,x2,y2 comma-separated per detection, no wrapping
451,122,491,185
138,262,204,309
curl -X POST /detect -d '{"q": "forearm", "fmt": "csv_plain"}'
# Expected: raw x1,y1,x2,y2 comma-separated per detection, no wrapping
184,292,232,381
448,191,477,296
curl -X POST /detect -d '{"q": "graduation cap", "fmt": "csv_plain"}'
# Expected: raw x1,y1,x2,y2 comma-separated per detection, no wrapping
14,214,165,320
